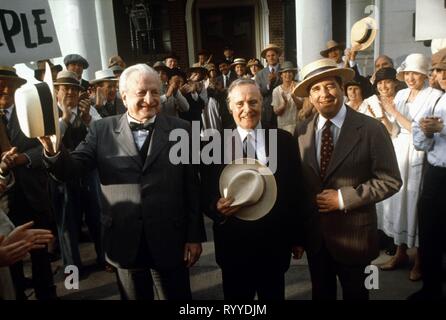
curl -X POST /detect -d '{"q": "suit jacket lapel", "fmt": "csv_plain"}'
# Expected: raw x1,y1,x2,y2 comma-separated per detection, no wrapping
299,114,319,177
143,115,169,171
114,114,142,168
323,107,361,181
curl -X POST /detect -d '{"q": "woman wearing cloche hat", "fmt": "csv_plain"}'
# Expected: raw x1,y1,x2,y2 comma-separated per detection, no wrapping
378,54,444,282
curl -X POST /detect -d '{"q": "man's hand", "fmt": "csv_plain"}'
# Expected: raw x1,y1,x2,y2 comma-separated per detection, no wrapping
216,197,241,217
79,98,92,124
316,189,339,213
184,242,202,268
292,246,305,260
1,147,18,174
95,86,106,107
268,70,277,85
0,235,31,267
419,117,444,137
37,135,58,156
4,221,54,250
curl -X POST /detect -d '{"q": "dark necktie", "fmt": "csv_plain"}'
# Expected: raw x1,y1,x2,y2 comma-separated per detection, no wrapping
320,120,334,179
0,109,11,152
243,133,257,159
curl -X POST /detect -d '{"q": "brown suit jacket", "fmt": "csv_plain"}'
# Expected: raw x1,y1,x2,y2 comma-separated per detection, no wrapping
296,106,402,265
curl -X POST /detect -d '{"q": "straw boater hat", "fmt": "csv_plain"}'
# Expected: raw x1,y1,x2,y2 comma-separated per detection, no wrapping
293,58,355,97
261,44,283,59
90,69,118,84
350,17,377,51
14,63,60,151
246,58,264,69
219,159,277,221
320,40,345,58
279,61,297,73
396,53,430,81
53,70,83,88
230,58,247,68
0,66,27,86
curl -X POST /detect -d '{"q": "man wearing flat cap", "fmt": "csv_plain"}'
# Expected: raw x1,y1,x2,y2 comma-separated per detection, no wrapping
0,66,56,299
255,44,283,128
64,54,90,91
410,48,446,300
294,58,402,300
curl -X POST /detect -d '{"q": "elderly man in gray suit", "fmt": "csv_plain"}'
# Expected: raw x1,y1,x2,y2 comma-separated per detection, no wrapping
294,58,402,300
255,44,283,128
39,64,206,300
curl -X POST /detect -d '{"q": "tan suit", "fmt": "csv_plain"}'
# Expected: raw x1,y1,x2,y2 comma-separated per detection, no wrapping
296,106,402,265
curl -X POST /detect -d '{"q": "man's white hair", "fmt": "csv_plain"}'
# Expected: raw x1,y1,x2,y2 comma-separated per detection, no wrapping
119,63,160,94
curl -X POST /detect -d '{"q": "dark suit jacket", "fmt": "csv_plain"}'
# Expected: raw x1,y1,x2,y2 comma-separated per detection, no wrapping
6,108,52,220
201,126,313,272
296,106,402,265
45,114,206,270
95,97,126,118
216,72,237,89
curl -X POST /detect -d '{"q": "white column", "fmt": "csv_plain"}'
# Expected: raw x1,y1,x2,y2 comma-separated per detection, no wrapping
95,0,118,70
48,0,102,80
295,0,332,73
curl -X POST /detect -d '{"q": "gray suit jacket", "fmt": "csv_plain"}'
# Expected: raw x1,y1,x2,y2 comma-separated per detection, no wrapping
255,66,282,127
296,106,402,265
45,114,206,269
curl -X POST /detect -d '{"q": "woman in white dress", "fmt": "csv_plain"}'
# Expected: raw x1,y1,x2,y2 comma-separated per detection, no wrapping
271,61,302,134
378,54,444,281
363,67,400,137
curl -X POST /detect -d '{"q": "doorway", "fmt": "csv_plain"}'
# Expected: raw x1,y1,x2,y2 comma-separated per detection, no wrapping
198,6,256,60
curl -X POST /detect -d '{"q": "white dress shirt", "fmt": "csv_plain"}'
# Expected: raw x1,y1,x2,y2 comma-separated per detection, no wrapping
236,122,268,166
413,93,446,168
315,104,347,209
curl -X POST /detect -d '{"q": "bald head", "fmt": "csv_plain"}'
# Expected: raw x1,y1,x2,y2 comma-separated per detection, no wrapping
375,55,394,71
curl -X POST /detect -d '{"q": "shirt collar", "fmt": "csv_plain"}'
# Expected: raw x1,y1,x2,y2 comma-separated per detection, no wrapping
317,104,347,131
237,122,262,142
127,112,156,125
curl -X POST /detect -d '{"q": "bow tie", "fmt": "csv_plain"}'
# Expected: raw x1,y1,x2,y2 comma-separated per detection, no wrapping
129,121,154,131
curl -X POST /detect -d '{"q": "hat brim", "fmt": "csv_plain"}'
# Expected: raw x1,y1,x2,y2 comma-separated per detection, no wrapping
0,75,27,86
219,158,277,221
294,67,355,97
90,77,118,85
279,68,297,73
396,69,428,81
320,44,345,58
247,63,264,69
261,47,283,59
54,82,83,89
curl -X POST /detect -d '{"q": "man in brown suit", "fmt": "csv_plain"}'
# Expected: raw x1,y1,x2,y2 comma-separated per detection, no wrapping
294,58,402,300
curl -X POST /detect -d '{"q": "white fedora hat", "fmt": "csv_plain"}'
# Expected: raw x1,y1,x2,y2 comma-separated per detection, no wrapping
396,53,430,81
350,17,377,51
14,63,60,150
219,158,277,221
90,69,118,84
293,58,355,97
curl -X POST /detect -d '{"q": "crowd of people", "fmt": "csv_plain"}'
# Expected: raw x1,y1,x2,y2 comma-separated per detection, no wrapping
0,37,445,301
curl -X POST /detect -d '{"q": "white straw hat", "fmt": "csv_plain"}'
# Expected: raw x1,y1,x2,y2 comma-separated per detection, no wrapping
293,58,355,97
350,17,378,51
90,69,118,84
396,53,430,81
219,158,277,221
14,63,60,151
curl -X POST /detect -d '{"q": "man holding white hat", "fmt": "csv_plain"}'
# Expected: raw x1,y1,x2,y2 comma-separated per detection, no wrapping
91,69,126,118
201,78,312,300
294,58,402,300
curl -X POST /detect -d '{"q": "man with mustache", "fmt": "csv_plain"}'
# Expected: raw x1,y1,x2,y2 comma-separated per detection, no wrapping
294,58,402,300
